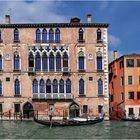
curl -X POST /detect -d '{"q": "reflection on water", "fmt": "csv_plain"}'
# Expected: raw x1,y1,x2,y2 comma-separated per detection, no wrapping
0,120,140,139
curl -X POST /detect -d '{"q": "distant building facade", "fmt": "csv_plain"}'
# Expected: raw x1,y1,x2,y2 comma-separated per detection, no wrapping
109,51,140,119
0,15,109,120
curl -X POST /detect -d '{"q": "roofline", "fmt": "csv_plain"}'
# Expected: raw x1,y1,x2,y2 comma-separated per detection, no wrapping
109,56,124,66
0,23,109,28
109,53,140,66
123,54,140,57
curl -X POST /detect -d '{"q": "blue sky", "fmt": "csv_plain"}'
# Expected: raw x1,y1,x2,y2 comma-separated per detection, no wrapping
0,1,140,60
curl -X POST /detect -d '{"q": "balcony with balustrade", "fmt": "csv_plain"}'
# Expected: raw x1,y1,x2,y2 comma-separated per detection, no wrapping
32,93,73,101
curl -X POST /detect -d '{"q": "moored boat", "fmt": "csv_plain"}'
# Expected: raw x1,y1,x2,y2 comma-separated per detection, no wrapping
121,118,140,122
34,117,104,127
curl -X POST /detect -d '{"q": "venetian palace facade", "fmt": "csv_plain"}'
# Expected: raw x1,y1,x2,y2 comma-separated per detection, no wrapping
0,15,109,120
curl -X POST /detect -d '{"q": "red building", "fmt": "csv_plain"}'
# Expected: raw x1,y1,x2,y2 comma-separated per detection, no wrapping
109,51,140,119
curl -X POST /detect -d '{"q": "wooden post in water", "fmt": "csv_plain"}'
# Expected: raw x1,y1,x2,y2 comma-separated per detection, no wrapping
63,110,64,120
16,112,17,120
9,110,11,120
20,112,22,121
37,110,38,120
14,113,15,120
0,112,2,120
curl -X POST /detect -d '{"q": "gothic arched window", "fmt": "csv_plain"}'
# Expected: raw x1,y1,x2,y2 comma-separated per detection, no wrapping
39,79,45,93
29,52,34,68
36,28,41,43
14,28,19,42
59,79,64,93
14,52,20,70
97,28,102,41
0,55,2,71
49,28,54,43
78,51,85,71
66,79,71,93
0,80,2,95
79,78,84,95
42,53,48,71
35,52,41,71
33,79,38,93
53,79,58,93
55,28,60,43
49,52,54,71
98,78,103,95
56,52,61,71
14,79,20,95
79,28,84,41
63,52,68,68
46,79,51,93
42,28,47,43
96,51,102,71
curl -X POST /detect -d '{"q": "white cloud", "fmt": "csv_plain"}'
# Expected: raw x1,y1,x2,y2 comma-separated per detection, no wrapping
109,34,121,47
0,1,68,23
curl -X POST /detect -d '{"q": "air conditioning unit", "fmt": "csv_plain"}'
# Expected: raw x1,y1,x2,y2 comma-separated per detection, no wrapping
28,67,35,73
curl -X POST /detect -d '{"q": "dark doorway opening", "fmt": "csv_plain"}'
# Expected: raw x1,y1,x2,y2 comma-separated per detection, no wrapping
23,102,34,119
69,103,80,118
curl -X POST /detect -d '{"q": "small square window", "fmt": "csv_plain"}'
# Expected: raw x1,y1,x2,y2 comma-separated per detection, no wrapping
137,59,140,67
89,77,93,81
126,59,134,67
83,105,88,114
137,92,140,100
129,108,134,115
128,76,133,85
6,77,10,81
129,92,134,100
98,105,103,113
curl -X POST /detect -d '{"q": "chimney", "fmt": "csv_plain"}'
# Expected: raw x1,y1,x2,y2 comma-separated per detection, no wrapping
87,14,92,23
113,50,118,60
5,15,11,24
70,16,80,23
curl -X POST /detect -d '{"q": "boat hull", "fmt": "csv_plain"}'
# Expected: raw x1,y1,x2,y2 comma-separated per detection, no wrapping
34,117,103,127
121,118,140,122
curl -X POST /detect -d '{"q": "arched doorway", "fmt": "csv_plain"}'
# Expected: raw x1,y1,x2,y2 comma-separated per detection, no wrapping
23,102,34,119
69,103,80,118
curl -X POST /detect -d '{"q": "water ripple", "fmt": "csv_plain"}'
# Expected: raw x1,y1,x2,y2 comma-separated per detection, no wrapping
0,121,140,139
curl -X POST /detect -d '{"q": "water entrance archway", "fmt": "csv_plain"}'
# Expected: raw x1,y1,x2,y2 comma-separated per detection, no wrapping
23,102,34,119
69,103,80,118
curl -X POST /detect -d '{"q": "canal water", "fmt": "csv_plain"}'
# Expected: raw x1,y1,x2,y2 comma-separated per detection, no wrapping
0,120,140,139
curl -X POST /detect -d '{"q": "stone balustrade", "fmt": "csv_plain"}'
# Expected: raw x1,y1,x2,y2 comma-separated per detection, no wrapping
32,93,73,100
